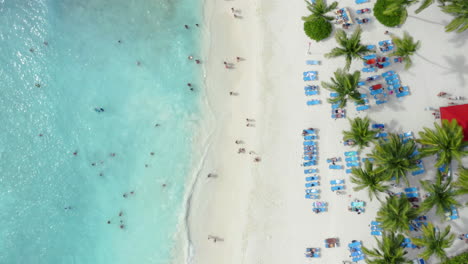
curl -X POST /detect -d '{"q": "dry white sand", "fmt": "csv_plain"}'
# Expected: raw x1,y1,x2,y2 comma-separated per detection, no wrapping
185,0,468,263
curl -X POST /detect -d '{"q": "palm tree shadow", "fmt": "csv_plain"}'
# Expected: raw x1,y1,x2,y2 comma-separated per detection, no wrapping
448,30,468,48
407,15,447,26
442,55,468,86
415,53,451,71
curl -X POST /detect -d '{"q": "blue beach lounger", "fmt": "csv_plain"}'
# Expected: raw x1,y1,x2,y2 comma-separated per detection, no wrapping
303,156,317,161
346,168,352,174
345,151,358,156
303,76,318,81
371,231,382,236
305,189,320,193
371,221,381,226
305,90,319,96
362,158,375,163
330,92,339,97
331,185,344,191
304,135,318,140
304,169,318,174
412,169,425,176
372,124,384,129
303,141,316,146
362,67,377,73
405,187,418,193
378,40,393,46
303,71,318,76
306,60,321,65
353,255,365,262
356,105,370,111
345,156,359,162
363,54,377,60
370,89,383,95
406,192,419,198
366,45,376,50
305,182,320,187
330,179,345,185
303,161,317,166
375,132,388,138
331,103,341,109
306,176,319,181
304,85,318,91
347,162,360,167
307,99,321,105
348,241,362,248
305,194,320,199
357,81,366,87
376,99,387,105
396,91,410,98
381,70,395,78
381,61,391,68
329,164,343,169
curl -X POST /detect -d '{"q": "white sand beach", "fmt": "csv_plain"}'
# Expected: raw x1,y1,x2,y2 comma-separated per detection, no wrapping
186,0,468,263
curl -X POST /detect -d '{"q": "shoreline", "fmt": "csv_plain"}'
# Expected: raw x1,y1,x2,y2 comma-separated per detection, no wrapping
180,0,265,263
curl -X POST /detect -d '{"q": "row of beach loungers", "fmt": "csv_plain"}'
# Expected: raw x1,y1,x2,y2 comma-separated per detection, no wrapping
330,92,346,119
303,128,321,199
348,241,366,262
304,60,322,106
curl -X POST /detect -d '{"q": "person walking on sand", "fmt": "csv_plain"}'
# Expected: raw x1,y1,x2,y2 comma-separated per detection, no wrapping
208,235,224,242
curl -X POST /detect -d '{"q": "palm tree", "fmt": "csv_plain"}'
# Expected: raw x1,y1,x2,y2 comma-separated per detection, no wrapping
362,232,411,264
412,222,455,261
321,68,364,108
350,160,390,201
415,0,450,14
417,119,468,168
343,117,378,149
301,0,338,22
376,195,419,233
368,134,420,186
325,27,371,70
419,173,460,218
390,32,421,69
442,0,468,33
453,166,468,201
384,0,417,16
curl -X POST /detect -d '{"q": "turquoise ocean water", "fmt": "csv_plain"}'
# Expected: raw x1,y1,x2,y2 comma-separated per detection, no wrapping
0,0,202,263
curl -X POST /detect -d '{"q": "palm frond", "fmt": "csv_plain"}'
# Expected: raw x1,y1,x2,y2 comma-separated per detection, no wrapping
412,222,455,261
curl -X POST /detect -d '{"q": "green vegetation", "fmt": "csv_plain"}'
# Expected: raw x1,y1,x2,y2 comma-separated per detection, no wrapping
368,134,420,186
362,232,411,264
343,117,378,149
374,0,408,27
304,18,333,42
350,160,389,201
301,0,338,22
441,252,468,264
442,0,468,32
376,195,419,233
321,69,364,108
302,0,338,41
419,173,460,218
417,119,468,168
325,27,371,70
412,222,455,261
390,32,421,70
415,0,450,14
453,167,468,202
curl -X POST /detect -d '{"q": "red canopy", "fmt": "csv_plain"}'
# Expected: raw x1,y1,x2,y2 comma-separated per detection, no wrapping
440,104,468,141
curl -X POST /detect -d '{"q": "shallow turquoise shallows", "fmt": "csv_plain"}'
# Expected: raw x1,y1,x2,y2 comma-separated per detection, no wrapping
0,0,201,263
